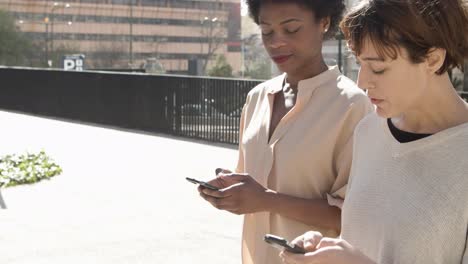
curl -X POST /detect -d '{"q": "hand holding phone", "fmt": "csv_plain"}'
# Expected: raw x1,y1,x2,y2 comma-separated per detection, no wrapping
215,168,232,175
186,177,220,191
264,234,305,254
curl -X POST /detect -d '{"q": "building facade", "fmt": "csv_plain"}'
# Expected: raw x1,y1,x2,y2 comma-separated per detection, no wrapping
0,0,241,75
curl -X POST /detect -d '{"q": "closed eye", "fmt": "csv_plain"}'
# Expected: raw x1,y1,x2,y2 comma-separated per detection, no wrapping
285,26,301,34
372,69,385,74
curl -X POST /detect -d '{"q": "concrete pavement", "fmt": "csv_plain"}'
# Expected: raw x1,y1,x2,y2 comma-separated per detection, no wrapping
0,110,243,264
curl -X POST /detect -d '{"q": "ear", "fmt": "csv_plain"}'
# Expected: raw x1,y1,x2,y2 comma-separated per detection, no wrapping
425,48,446,74
321,16,331,34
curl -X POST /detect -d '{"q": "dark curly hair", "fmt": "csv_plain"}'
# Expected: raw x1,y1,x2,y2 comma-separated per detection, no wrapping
245,0,345,40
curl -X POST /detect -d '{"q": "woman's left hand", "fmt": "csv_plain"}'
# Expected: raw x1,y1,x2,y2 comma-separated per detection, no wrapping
198,173,270,215
280,236,375,264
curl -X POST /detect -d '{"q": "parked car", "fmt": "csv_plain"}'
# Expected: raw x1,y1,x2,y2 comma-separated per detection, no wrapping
228,108,242,117
181,104,226,118
178,103,239,142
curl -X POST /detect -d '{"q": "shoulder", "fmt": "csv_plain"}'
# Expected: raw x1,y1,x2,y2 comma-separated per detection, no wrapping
454,123,468,139
354,112,382,140
355,111,380,130
442,123,468,157
247,74,283,97
335,74,371,107
241,75,283,125
327,74,374,123
317,70,373,115
434,124,468,202
245,74,283,105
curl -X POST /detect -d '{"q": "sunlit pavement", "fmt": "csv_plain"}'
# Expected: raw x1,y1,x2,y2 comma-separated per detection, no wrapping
0,110,242,264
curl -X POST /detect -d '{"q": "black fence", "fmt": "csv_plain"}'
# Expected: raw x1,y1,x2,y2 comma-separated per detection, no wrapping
172,77,259,144
0,67,260,145
0,67,466,146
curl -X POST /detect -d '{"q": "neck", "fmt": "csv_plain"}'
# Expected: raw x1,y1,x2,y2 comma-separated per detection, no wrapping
285,60,328,88
392,73,468,134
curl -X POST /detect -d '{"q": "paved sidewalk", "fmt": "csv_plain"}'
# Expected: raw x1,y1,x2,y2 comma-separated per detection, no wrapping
0,111,243,264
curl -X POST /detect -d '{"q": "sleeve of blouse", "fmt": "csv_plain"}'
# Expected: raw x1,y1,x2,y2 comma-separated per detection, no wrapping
328,96,374,203
235,103,247,173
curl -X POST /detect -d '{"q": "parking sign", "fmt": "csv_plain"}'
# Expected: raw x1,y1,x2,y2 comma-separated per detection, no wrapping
63,54,85,71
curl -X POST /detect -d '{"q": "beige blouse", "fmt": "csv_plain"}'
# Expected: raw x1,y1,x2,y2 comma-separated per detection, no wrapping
236,66,373,264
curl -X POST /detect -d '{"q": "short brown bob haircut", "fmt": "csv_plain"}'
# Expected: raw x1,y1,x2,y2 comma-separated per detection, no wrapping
340,0,468,74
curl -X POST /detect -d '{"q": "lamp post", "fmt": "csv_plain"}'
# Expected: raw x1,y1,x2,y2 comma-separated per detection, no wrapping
200,16,219,75
129,0,134,67
45,2,71,67
44,17,50,66
336,31,344,74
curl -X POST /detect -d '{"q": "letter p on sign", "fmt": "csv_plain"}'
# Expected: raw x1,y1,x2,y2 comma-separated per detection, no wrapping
64,59,75,70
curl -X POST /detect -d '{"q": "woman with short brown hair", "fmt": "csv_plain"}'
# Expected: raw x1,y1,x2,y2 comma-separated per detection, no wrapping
280,0,468,263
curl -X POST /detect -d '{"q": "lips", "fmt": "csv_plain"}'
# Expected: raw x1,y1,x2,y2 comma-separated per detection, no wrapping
271,55,292,64
370,98,384,105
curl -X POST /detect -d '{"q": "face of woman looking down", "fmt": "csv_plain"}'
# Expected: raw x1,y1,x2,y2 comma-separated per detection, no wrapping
258,2,329,79
356,39,434,119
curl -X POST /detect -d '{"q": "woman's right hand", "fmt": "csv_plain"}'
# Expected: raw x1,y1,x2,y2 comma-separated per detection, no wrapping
197,169,271,215
289,231,324,252
196,168,234,191
280,231,375,264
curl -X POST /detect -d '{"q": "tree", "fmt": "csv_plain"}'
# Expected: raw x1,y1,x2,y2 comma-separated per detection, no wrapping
199,7,226,75
242,33,272,80
245,60,271,80
0,9,34,66
90,40,128,69
49,43,80,68
207,55,233,77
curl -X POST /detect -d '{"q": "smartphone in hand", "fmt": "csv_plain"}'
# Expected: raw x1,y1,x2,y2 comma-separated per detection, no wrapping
186,177,220,191
264,234,306,254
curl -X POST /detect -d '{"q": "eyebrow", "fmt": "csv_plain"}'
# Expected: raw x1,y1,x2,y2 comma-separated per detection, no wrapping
260,18,302,25
360,57,385,62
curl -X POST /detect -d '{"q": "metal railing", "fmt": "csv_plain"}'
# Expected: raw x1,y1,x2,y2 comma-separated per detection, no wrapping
168,77,260,145
0,67,466,146
0,67,261,145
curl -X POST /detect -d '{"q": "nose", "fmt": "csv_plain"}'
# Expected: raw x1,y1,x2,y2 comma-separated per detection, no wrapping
265,33,286,49
357,67,375,91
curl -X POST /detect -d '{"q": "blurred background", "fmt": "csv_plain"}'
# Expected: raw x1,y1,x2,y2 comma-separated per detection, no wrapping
0,0,392,82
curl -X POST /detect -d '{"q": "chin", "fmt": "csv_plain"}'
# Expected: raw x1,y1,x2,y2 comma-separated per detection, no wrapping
274,60,296,74
376,107,391,118
275,64,289,73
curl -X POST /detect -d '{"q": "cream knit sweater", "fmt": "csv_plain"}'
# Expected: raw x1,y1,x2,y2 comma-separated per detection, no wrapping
341,113,468,264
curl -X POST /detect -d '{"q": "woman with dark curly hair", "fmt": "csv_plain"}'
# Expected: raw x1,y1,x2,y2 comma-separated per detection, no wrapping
197,1,373,263
280,0,468,263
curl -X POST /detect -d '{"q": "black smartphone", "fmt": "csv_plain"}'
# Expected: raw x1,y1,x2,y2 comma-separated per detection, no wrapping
264,234,306,254
186,177,220,191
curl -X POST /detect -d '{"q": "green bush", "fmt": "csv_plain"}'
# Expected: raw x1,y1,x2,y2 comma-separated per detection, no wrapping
0,9,34,66
208,55,233,77
0,151,62,188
